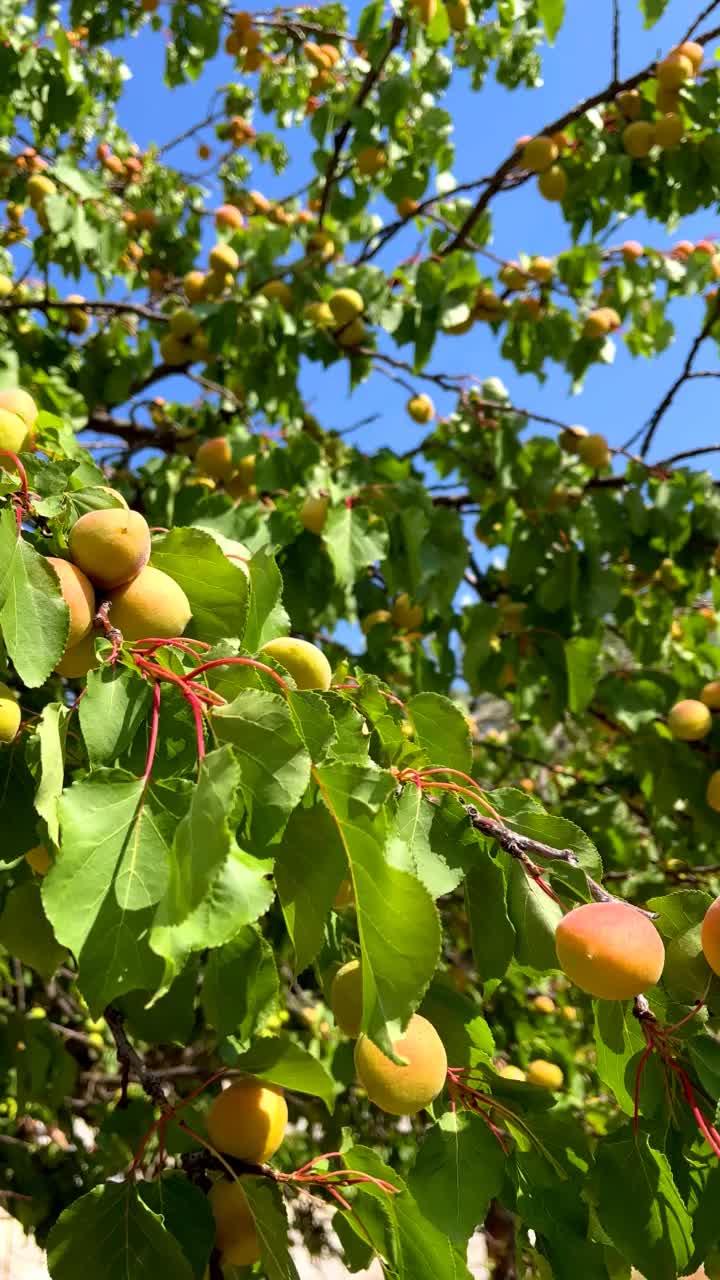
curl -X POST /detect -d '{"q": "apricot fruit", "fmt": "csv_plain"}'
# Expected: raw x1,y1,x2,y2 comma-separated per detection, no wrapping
260,637,332,690
331,959,363,1037
668,698,712,741
354,1014,447,1115
0,683,21,743
583,308,620,340
259,279,293,308
0,408,30,453
559,424,588,453
25,845,51,876
215,203,244,231
195,436,234,482
69,508,151,589
655,113,684,149
701,897,720,974
577,433,611,470
532,994,555,1014
622,121,655,158
499,1064,526,1081
209,242,239,275
108,566,191,641
305,300,334,328
55,632,100,678
226,454,256,498
328,288,364,326
333,878,355,910
396,196,419,217
0,388,37,431
300,493,329,534
406,393,434,424
206,1078,287,1162
47,557,95,648
361,609,392,633
411,0,437,22
527,1059,564,1089
336,317,367,347
169,307,199,339
555,901,665,999
701,682,720,710
184,270,208,303
656,53,694,89
208,1179,260,1267
356,145,387,177
392,594,423,630
538,165,567,201
616,89,641,120
521,135,558,173
673,41,703,72
706,770,720,813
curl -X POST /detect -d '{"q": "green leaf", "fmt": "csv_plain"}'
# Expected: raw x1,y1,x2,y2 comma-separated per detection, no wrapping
244,544,289,650
202,925,279,1041
409,1110,504,1245
315,762,441,1051
287,689,336,761
639,0,670,25
210,688,311,846
465,854,516,983
593,1000,660,1116
507,858,563,973
565,635,600,713
274,803,347,972
46,1181,194,1280
0,538,68,686
138,1174,214,1280
0,740,39,861
52,156,105,198
241,1178,300,1280
407,692,472,773
322,503,389,587
387,784,462,898
32,701,71,845
538,0,565,42
0,504,19,609
0,882,65,978
226,1036,335,1111
79,666,152,768
591,1132,693,1280
151,526,249,644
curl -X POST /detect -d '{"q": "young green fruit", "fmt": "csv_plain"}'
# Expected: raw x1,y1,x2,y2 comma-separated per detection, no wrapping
54,632,100,678
331,960,363,1036
108,566,191,641
555,901,665,999
206,1078,287,1162
300,493,329,535
0,682,20,743
354,1014,447,1115
538,165,567,201
69,509,151,589
668,698,712,741
260,636,332,690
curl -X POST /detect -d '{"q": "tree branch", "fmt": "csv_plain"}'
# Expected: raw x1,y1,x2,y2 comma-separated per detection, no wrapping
104,1005,172,1111
637,297,720,457
611,0,620,85
0,297,165,323
318,15,405,225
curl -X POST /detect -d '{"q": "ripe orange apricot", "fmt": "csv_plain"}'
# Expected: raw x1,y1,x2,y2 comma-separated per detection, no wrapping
701,682,720,710
208,1179,260,1267
527,1059,564,1089
701,897,720,974
69,509,151,589
706,770,720,812
108,566,191,641
354,1014,447,1115
668,698,712,741
55,632,100,678
392,593,423,630
206,1078,287,1162
260,636,332,690
195,436,234,482
555,901,665,1000
47,557,95,648
0,682,21,743
25,845,51,876
331,960,363,1036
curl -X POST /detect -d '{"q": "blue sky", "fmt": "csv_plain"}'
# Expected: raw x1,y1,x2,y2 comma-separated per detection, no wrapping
105,0,720,480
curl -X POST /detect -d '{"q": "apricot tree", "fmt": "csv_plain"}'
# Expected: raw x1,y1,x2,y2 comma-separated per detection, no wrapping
3,2,720,1278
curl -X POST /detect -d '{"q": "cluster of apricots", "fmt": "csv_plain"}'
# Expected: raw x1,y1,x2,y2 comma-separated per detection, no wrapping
667,687,720,812
361,593,424,643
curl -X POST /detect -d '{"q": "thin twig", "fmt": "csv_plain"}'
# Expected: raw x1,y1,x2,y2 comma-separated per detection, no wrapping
611,0,620,85
104,1006,172,1112
637,296,720,456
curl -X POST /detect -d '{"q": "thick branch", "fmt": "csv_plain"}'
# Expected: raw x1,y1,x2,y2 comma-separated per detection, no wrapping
0,298,164,323
318,16,404,224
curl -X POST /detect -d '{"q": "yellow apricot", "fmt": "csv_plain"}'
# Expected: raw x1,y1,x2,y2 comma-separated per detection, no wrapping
260,637,332,690
209,242,239,275
701,682,720,710
558,424,588,453
195,436,234,482
354,1014,447,1115
331,960,363,1036
0,408,29,453
555,901,665,999
107,566,191,641
655,113,684,148
396,196,419,217
562,1005,577,1021
47,557,96,648
361,609,392,634
706,770,720,812
304,300,334,328
184,270,208,303
577,433,611,470
356,145,387,177
668,698,712,741
410,0,437,22
328,288,364,326
259,279,293,308
69,509,151,589
522,135,558,173
300,493,329,535
406,394,434,424
0,388,37,430
25,845,52,876
169,307,200,339
532,994,555,1014
622,121,655,158
616,89,641,120
583,308,620,340
499,1064,526,1081
0,682,21,743
208,1180,260,1267
392,594,423,630
538,165,567,201
206,1078,287,1162
527,1059,564,1089
656,52,694,89
54,632,100,678
336,317,367,347
673,41,703,72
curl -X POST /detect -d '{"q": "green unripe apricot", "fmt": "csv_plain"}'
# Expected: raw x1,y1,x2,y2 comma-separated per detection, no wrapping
331,960,363,1036
69,508,151,589
300,493,329,535
0,682,20,743
260,637,332,690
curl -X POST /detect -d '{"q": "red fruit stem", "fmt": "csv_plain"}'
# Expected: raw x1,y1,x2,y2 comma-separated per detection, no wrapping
0,449,28,502
411,777,501,819
183,687,206,761
668,1061,720,1159
633,1040,655,1135
142,681,161,783
186,655,291,695
132,636,211,655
